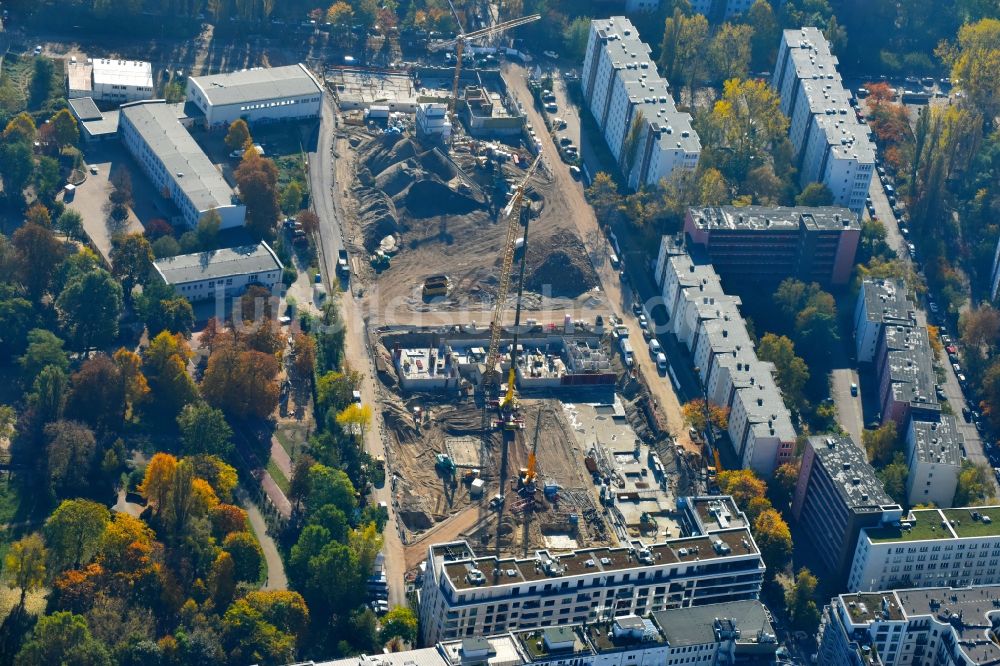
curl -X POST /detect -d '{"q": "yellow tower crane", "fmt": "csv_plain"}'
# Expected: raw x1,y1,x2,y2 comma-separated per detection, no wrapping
428,3,540,119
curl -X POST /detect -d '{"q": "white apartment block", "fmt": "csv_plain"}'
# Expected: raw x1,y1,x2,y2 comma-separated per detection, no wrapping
118,100,245,230
418,496,765,645
654,236,796,476
67,58,155,104
622,0,754,19
848,506,1000,592
989,234,1000,301
905,417,963,509
186,63,323,127
581,18,699,192
772,28,875,217
853,279,916,363
819,586,1000,666
306,600,776,666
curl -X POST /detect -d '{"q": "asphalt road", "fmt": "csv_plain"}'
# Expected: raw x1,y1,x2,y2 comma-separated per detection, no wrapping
831,368,863,446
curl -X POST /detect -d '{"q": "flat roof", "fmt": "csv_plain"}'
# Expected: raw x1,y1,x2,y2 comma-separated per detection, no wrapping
807,435,895,510
92,59,153,89
866,508,955,543
941,507,1000,539
884,327,938,411
439,635,524,666
66,62,93,93
190,63,322,107
153,242,281,285
862,279,915,327
689,206,860,233
68,96,102,121
120,100,235,214
910,416,963,467
839,592,906,623
652,600,774,648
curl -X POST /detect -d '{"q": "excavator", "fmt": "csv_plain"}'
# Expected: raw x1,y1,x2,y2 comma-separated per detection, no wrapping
429,1,540,120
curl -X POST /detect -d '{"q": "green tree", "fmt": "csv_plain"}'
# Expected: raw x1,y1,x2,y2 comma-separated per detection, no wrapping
380,606,418,644
109,233,154,298
57,268,123,352
33,156,61,203
45,499,111,571
12,222,65,299
757,334,810,410
3,533,47,609
223,531,264,583
747,0,780,71
795,182,834,206
878,452,910,504
56,209,85,241
135,280,194,336
30,365,69,425
15,611,112,666
0,141,34,200
956,459,995,506
177,402,233,457
224,119,252,152
45,420,98,498
659,9,709,104
709,23,753,82
280,181,304,215
785,568,821,632
221,598,295,665
20,329,69,382
2,112,37,143
563,16,592,61
585,172,620,223
307,464,358,517
938,18,1000,129
50,109,80,147
863,421,899,466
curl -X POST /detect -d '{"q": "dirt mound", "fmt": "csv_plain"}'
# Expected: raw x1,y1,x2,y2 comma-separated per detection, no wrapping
356,188,400,251
526,234,599,297
364,134,419,175
397,179,485,218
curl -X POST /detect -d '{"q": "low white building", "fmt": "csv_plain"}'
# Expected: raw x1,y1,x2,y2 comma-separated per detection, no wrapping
186,63,323,127
119,100,245,230
152,242,282,301
904,416,963,508
416,102,452,141
848,505,1000,592
67,58,154,104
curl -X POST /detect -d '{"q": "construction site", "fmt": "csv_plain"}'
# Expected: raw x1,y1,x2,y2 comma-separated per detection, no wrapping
321,6,699,580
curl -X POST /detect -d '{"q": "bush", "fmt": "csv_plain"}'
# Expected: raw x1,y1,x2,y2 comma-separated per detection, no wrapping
282,267,298,287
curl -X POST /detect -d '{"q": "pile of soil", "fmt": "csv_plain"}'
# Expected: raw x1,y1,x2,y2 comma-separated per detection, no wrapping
398,180,483,218
525,233,599,297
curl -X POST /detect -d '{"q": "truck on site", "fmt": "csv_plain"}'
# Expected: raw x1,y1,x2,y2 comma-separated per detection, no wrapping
422,274,449,298
337,249,350,279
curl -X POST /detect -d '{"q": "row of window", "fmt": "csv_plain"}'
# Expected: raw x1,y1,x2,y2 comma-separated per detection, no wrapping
237,96,320,112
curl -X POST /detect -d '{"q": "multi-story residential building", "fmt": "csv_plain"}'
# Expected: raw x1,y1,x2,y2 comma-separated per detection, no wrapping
118,100,246,230
654,236,796,476
581,18,700,192
302,600,777,666
877,324,940,427
772,28,875,217
819,585,1000,665
904,416,963,508
792,436,904,586
621,0,755,19
684,205,861,285
848,505,1000,592
853,279,916,364
152,242,282,301
418,496,766,645
186,63,323,127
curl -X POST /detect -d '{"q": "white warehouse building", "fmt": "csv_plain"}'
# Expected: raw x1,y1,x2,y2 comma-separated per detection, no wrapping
118,100,245,230
581,17,700,192
186,63,323,127
67,57,155,104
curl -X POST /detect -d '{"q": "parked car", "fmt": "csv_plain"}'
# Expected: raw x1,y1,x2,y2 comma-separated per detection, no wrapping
569,165,582,179
656,352,668,373
850,382,858,397
544,102,557,113
649,339,662,356
638,314,648,330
